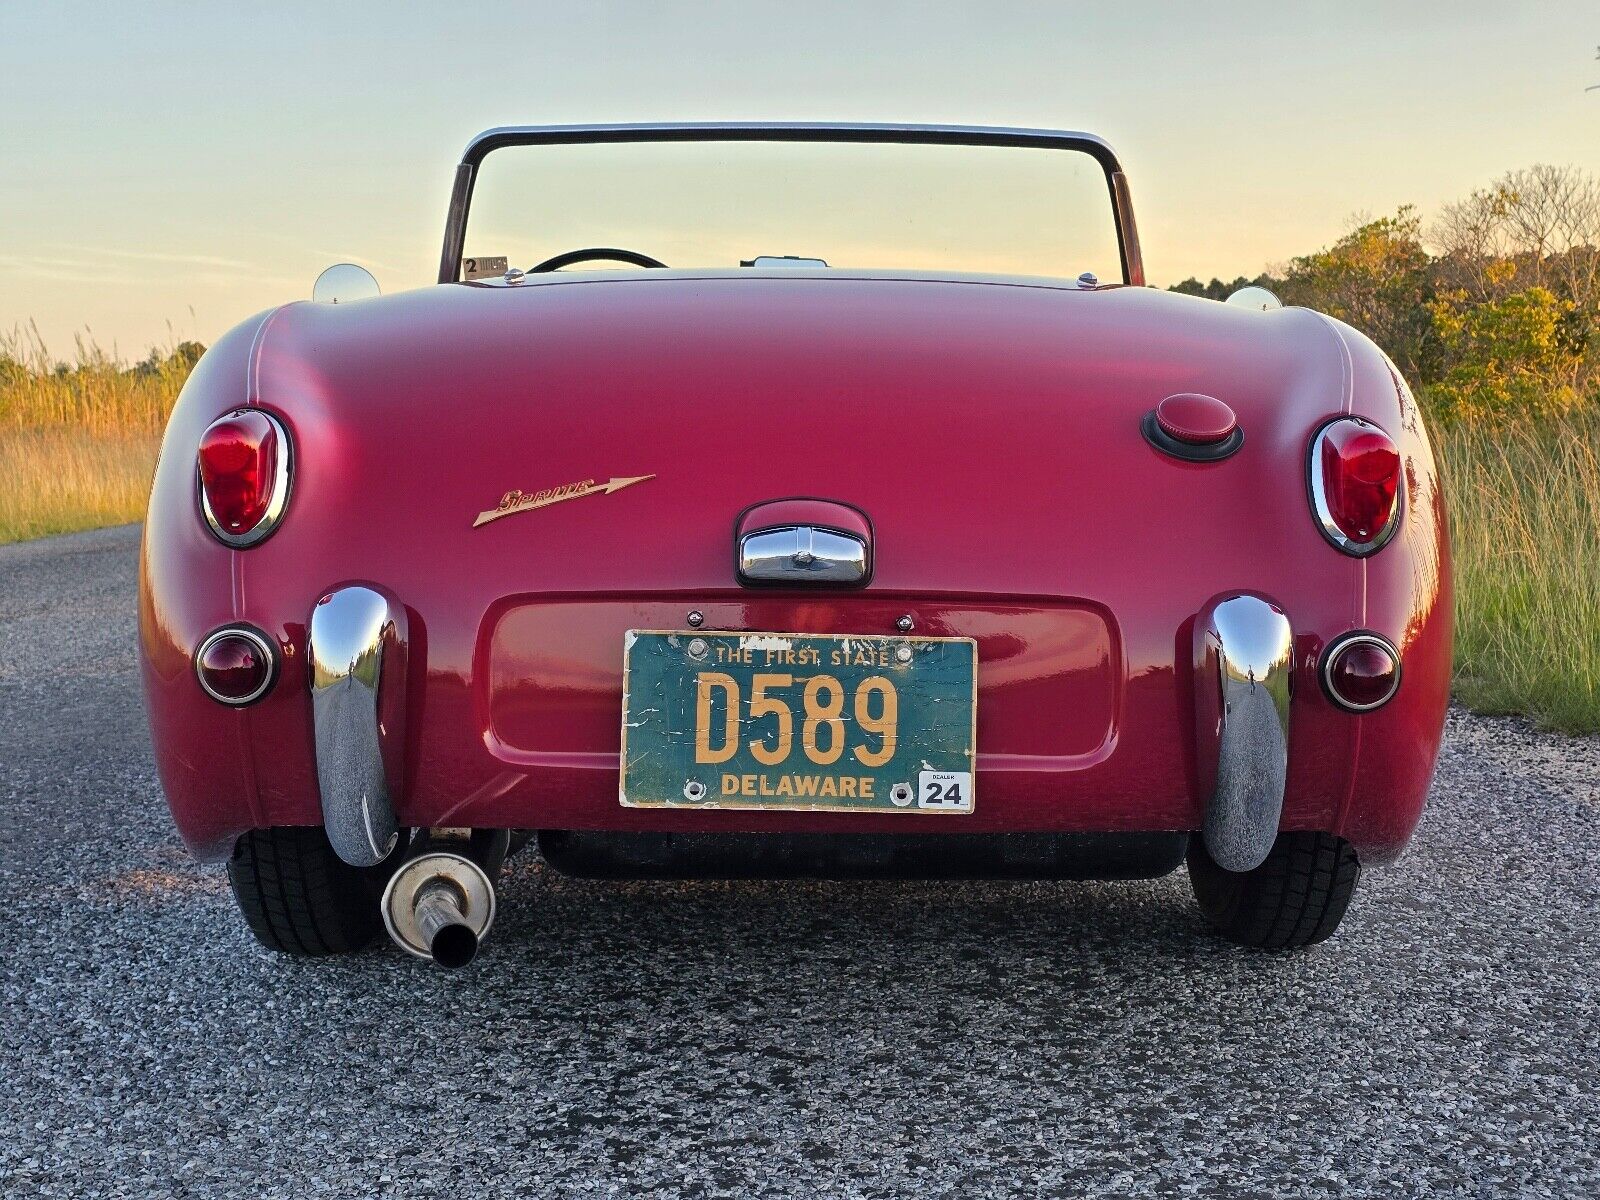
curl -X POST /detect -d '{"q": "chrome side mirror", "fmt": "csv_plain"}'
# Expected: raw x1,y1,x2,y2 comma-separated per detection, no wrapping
312,263,381,304
1224,285,1282,311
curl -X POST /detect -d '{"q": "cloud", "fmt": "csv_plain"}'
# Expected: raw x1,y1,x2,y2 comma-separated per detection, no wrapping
0,247,303,288
254,232,401,275
0,252,303,292
88,247,260,270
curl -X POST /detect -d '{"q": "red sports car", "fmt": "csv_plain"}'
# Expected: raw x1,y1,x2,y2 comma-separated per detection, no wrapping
140,124,1451,966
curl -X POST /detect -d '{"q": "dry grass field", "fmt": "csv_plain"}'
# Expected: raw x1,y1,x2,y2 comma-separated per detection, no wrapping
0,330,176,544
1,330,1596,732
0,427,164,543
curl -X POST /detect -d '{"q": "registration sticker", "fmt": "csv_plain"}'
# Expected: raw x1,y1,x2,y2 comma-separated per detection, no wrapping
917,770,973,812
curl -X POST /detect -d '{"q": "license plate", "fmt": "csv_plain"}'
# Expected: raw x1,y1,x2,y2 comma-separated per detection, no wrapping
620,630,977,813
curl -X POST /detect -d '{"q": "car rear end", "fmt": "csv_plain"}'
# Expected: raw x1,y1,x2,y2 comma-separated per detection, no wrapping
142,271,1449,959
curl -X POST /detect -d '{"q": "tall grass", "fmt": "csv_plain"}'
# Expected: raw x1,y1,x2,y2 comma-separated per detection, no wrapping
0,327,184,543
0,428,165,543
1436,412,1600,733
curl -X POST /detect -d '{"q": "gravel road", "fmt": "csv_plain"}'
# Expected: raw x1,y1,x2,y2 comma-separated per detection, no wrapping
2,524,1597,1198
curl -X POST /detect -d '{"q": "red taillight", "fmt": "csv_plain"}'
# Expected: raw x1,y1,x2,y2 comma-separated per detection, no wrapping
197,409,290,545
195,627,277,706
1310,418,1401,555
1321,633,1401,712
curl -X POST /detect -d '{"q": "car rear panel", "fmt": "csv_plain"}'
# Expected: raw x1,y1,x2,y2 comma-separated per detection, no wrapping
485,596,1117,762
145,272,1448,858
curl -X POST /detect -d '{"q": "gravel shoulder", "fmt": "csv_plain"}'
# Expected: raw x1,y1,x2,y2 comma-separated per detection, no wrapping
2,524,1597,1198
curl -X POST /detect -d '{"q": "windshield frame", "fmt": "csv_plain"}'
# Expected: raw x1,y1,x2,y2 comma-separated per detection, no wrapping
437,122,1143,287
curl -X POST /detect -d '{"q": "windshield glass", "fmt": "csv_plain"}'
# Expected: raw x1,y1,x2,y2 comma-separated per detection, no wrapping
462,138,1123,282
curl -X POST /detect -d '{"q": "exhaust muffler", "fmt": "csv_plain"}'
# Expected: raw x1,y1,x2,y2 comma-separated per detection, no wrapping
381,851,496,968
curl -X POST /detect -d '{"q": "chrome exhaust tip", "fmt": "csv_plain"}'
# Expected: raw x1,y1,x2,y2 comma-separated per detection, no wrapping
381,852,496,968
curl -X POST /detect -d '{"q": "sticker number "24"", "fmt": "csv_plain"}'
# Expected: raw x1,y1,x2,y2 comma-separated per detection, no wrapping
917,770,973,811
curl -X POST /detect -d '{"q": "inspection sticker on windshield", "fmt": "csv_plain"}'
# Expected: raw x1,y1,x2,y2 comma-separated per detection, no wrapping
463,255,509,280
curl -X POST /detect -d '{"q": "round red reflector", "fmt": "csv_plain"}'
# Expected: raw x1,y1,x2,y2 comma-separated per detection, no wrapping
1314,419,1401,552
1155,393,1238,445
198,410,287,544
195,628,277,706
1322,634,1400,712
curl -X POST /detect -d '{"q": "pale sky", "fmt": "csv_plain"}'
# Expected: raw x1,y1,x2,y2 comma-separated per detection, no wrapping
2,1,1596,357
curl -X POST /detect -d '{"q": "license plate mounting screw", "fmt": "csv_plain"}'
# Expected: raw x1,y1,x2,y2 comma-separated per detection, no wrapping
683,780,707,801
686,610,705,628
891,783,914,806
896,614,914,633
894,645,913,664
687,637,710,660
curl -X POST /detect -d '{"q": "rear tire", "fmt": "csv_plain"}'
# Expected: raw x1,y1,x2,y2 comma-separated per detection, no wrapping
227,827,403,957
1188,831,1360,949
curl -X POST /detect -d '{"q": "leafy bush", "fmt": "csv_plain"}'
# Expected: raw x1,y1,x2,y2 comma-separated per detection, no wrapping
1277,208,1436,383
1425,287,1585,422
1176,164,1600,427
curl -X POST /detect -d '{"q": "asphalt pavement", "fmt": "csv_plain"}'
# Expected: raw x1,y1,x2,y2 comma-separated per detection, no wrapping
2,524,1597,1198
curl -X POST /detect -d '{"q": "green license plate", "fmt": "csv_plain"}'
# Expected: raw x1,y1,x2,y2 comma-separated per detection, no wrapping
620,630,977,813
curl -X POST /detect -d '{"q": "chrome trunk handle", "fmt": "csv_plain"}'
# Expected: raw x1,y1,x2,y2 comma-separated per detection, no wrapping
735,498,873,587
738,524,869,585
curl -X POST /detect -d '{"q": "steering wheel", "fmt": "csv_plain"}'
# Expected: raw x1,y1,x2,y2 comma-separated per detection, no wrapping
529,247,668,272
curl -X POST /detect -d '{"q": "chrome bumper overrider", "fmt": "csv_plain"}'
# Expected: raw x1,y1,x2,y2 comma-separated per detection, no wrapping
308,586,403,867
1195,594,1293,873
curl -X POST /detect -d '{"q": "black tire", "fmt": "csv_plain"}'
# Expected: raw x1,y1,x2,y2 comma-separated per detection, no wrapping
226,827,403,957
1188,831,1361,950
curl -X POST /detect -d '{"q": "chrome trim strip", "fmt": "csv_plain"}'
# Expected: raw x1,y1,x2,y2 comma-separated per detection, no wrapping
439,122,1141,287
1320,631,1402,712
309,587,401,867
1198,594,1294,873
738,524,869,585
198,408,293,548
1307,416,1403,557
193,625,278,706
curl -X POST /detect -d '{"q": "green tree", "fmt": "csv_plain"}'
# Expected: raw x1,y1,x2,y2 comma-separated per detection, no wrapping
168,341,206,370
1168,275,1280,303
130,340,206,381
1277,208,1435,382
